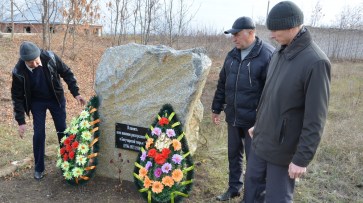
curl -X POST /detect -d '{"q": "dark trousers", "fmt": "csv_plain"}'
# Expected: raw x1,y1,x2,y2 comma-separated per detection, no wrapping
227,124,252,194
244,148,295,203
31,98,67,172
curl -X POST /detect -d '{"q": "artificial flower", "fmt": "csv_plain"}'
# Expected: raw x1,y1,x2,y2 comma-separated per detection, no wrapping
79,110,90,119
152,181,164,194
110,159,114,163
159,117,169,126
81,131,92,141
155,153,166,165
166,129,176,137
70,126,79,134
76,155,87,166
148,149,157,158
72,167,84,178
78,143,89,154
144,176,153,188
154,168,162,178
172,169,183,182
66,144,72,152
63,171,73,180
72,141,79,149
162,176,174,187
140,151,147,161
145,161,152,171
60,147,66,155
61,161,70,171
152,127,162,136
172,139,181,151
56,158,63,167
71,117,79,126
63,138,71,146
69,134,75,140
139,167,148,179
64,127,70,134
69,151,75,159
172,154,183,164
161,148,171,159
118,153,122,157
63,153,68,161
60,136,67,144
162,163,172,173
80,120,90,129
145,138,154,150
57,148,61,158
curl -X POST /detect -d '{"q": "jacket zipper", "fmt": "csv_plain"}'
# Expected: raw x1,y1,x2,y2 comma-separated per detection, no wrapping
279,118,287,145
226,61,234,83
233,62,242,126
48,65,61,107
247,62,252,87
19,75,29,114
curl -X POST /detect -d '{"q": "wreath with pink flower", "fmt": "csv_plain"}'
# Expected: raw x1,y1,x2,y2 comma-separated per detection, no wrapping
56,96,100,186
133,104,194,203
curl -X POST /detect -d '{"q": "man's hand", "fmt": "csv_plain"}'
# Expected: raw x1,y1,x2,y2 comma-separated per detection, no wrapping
248,126,254,138
18,124,26,139
75,95,86,106
288,162,306,179
212,113,220,125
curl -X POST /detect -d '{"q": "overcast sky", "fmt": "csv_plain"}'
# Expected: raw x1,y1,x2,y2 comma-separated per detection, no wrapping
184,0,362,31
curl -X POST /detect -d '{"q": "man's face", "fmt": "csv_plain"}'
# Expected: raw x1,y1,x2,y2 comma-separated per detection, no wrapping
232,30,249,50
270,29,293,45
25,57,41,68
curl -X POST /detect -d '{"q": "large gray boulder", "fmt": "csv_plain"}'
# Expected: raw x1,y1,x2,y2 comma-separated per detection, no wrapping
95,43,211,181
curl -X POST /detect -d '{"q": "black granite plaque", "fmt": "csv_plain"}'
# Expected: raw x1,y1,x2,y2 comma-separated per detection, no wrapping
115,122,148,152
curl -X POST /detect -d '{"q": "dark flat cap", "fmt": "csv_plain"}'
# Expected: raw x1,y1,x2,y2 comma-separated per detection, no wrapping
224,16,256,34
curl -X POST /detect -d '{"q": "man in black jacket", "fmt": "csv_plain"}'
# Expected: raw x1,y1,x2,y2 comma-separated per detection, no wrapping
211,17,274,201
245,1,331,202
11,41,86,180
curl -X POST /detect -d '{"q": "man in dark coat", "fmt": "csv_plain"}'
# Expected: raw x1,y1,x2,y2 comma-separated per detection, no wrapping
245,1,331,202
211,16,274,201
11,41,86,180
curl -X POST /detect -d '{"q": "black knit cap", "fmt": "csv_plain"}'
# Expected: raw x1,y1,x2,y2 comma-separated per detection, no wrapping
19,41,40,61
224,16,255,34
266,1,304,30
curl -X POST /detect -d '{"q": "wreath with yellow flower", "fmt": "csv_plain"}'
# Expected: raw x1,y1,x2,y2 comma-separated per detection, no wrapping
133,104,194,203
56,96,100,186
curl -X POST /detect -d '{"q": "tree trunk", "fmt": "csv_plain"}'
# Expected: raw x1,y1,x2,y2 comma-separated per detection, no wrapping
11,0,14,40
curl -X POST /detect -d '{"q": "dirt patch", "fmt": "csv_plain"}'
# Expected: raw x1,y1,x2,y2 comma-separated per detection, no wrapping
0,158,219,203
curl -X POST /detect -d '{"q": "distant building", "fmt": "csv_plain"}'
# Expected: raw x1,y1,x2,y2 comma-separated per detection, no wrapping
0,3,102,36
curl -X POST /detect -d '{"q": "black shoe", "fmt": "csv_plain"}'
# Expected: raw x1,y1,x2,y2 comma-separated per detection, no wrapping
216,191,240,201
34,171,44,180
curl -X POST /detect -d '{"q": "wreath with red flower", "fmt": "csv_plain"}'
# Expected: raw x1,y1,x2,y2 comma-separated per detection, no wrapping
133,104,194,203
56,96,100,186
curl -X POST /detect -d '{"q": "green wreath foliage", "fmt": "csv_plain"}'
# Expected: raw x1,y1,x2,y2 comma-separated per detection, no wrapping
56,95,100,186
133,104,195,203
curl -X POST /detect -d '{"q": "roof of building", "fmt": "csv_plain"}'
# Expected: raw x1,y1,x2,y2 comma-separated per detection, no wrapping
1,3,63,24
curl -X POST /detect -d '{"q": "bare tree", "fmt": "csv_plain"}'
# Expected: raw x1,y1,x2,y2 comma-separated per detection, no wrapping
61,0,101,59
11,0,14,40
175,0,199,49
310,0,324,27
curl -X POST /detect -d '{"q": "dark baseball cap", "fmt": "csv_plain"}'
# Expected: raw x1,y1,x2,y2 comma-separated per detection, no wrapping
224,16,256,34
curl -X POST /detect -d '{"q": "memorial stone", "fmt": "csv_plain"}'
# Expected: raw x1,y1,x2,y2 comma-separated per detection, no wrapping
95,43,211,181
